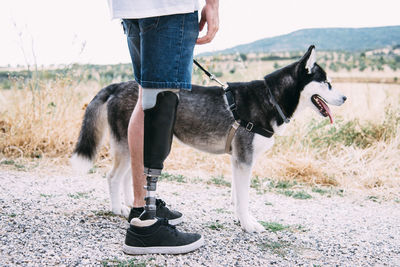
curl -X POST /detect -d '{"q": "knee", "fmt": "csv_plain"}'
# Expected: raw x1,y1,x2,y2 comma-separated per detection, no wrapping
142,89,179,111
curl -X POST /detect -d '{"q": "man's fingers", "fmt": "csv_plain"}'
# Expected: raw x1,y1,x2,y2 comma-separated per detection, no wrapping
196,36,208,45
196,2,219,45
196,29,216,44
196,33,211,45
196,23,218,44
196,32,215,44
199,16,206,32
196,19,219,44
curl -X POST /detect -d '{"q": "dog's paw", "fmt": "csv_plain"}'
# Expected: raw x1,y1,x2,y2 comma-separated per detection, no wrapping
239,215,265,233
111,205,131,218
121,205,131,217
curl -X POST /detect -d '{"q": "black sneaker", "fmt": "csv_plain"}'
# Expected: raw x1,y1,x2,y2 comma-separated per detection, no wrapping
127,199,183,225
123,218,204,255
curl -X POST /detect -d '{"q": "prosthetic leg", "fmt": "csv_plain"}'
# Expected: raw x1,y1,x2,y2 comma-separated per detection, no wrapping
139,90,179,221
124,88,205,254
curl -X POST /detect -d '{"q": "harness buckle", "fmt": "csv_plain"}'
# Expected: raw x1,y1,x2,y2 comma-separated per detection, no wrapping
229,103,237,111
232,120,240,130
245,122,254,131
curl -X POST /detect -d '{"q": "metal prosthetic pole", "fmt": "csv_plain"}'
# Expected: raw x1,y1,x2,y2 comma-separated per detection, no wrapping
140,169,161,221
139,90,179,221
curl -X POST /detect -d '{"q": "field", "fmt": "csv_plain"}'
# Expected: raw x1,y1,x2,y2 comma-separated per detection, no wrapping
1,50,400,198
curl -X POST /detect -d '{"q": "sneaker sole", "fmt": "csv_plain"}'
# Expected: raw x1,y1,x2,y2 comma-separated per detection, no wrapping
123,236,204,255
128,216,183,225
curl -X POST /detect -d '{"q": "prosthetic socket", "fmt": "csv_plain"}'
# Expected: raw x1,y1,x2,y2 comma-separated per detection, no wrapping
139,90,179,221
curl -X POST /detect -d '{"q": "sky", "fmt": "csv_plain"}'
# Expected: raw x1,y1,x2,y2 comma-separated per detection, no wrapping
1,0,399,67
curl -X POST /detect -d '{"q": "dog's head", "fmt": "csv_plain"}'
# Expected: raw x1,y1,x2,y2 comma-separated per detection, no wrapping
296,45,347,123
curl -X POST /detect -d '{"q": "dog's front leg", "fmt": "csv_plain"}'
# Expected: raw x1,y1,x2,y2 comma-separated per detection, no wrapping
232,161,265,233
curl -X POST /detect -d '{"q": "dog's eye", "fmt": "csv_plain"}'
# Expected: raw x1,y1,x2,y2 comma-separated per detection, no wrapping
324,81,332,90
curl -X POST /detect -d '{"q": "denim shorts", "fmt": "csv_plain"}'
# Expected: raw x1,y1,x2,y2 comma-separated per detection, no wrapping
122,12,199,90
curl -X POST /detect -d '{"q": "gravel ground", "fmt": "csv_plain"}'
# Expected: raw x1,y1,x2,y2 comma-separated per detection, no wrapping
1,167,400,266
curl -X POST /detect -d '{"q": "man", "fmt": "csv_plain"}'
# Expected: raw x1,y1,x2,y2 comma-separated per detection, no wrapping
107,0,219,254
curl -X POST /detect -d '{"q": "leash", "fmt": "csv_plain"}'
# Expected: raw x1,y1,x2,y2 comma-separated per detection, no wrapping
193,59,228,89
193,59,288,153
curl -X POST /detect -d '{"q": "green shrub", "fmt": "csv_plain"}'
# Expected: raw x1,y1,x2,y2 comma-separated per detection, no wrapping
329,62,339,72
306,107,400,149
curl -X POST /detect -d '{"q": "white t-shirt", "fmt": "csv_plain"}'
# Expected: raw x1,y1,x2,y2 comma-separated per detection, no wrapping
107,0,200,19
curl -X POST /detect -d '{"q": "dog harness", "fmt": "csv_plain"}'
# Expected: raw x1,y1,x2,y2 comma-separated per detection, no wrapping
193,60,290,153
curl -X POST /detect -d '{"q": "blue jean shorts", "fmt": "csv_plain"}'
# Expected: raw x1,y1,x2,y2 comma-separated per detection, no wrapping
122,12,199,90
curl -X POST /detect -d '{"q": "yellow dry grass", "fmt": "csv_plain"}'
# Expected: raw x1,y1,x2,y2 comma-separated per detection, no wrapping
0,78,91,158
1,73,399,195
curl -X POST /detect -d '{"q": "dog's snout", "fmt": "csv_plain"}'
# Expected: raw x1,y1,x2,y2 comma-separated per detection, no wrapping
342,96,347,102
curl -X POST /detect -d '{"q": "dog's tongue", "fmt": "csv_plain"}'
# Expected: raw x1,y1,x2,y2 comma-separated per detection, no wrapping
320,99,333,124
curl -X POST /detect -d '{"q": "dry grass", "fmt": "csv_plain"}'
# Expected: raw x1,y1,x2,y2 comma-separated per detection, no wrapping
0,78,96,158
1,72,399,195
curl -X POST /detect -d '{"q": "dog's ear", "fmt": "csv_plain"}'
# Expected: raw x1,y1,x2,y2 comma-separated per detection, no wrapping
299,45,316,74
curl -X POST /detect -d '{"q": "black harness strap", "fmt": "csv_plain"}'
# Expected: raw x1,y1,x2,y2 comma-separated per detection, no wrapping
264,80,290,124
224,87,274,138
193,59,289,152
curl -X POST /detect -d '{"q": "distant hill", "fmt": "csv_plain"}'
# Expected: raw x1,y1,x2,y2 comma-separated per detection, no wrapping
205,26,400,55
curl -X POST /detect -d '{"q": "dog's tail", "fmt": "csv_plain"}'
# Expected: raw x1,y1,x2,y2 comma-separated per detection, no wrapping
70,83,118,174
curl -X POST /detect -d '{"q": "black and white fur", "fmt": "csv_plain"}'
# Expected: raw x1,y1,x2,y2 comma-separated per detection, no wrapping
71,46,346,232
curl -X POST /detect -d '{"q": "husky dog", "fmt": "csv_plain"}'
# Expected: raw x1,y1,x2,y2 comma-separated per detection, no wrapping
71,46,346,232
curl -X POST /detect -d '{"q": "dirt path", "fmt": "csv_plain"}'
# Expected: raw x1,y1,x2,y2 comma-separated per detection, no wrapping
1,168,399,266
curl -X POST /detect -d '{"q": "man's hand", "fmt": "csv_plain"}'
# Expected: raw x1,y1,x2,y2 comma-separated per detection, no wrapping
196,0,219,45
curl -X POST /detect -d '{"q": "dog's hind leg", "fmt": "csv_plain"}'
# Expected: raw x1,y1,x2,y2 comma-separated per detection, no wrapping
232,160,265,233
122,167,134,208
107,137,131,217
231,173,237,206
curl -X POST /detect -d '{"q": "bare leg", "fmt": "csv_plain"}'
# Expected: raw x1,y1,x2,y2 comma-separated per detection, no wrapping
127,85,146,208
